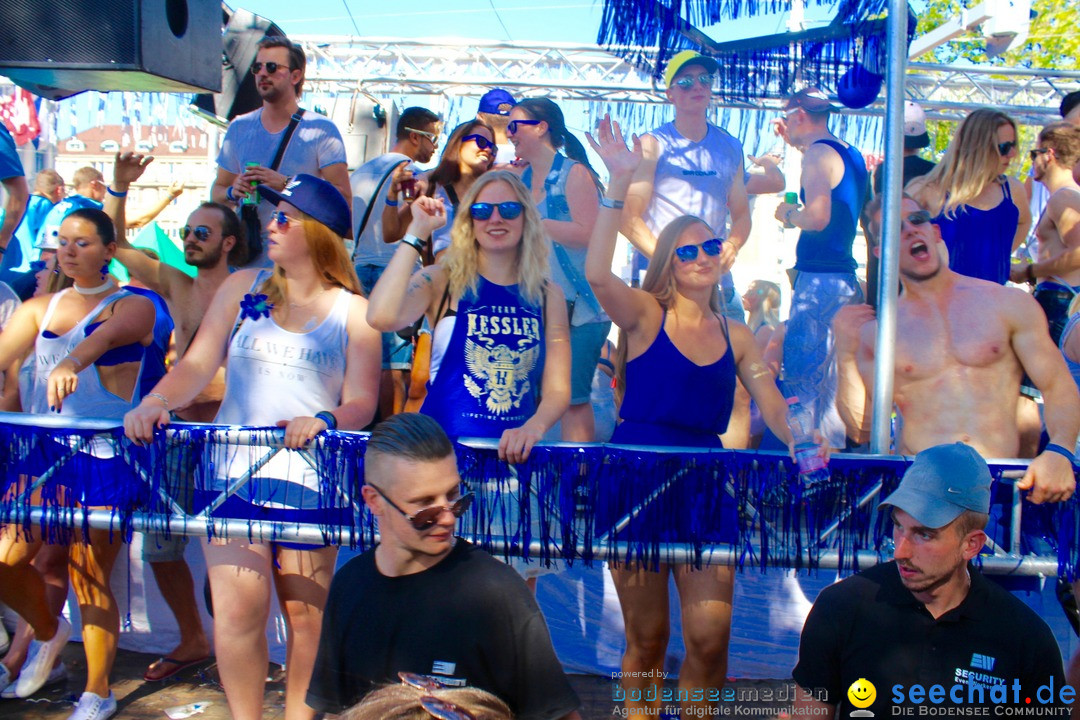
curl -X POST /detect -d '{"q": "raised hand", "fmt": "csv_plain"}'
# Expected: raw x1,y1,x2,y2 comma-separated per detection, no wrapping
585,114,642,180
113,152,153,187
405,195,447,238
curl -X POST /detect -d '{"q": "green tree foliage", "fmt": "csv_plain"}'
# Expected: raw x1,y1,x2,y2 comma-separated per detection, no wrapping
913,0,1079,69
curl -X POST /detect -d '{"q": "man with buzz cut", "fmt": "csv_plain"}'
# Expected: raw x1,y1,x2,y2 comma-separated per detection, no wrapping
307,413,582,720
792,443,1068,719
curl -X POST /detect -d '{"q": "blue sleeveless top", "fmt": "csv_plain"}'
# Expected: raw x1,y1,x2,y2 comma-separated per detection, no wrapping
796,139,868,273
421,277,545,438
613,311,736,447
933,178,1018,285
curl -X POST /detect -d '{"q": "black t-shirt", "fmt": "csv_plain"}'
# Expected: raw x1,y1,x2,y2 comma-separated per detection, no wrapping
793,562,1066,713
873,154,937,194
306,540,580,719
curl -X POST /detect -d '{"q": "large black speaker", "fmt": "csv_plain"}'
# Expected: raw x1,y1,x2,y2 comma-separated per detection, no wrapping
0,0,222,99
190,7,287,125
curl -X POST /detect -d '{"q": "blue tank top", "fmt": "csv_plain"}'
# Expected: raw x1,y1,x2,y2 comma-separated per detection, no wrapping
796,139,868,273
614,311,736,446
933,178,1018,285
421,277,545,438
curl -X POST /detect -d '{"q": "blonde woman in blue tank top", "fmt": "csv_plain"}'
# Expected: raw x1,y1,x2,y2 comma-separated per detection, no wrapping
0,209,157,717
586,117,799,716
125,176,380,720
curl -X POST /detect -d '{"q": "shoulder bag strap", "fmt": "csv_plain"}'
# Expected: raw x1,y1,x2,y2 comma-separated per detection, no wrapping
268,110,304,172
352,160,406,264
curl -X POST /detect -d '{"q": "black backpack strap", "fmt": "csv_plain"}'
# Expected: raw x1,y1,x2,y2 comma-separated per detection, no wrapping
352,160,406,264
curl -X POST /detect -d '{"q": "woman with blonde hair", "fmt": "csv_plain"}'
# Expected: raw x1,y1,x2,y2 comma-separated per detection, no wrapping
742,279,781,341
367,169,570,464
908,108,1031,285
341,679,512,720
125,174,381,720
584,117,796,716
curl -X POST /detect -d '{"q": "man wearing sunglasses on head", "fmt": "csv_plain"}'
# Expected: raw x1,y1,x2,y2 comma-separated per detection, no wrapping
772,87,869,452
212,36,350,267
832,194,1079,505
308,413,582,720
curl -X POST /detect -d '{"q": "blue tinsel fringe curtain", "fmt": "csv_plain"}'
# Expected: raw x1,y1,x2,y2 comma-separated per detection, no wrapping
597,0,914,101
2,418,1077,578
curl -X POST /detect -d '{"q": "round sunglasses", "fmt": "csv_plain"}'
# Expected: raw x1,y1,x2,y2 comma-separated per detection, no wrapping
371,484,474,531
674,237,724,262
462,134,496,152
507,118,542,135
182,225,212,242
469,201,523,221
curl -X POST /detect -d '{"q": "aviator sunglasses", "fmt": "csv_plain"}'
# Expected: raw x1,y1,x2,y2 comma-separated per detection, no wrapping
469,201,523,221
673,72,714,90
250,61,288,75
997,140,1017,156
506,118,542,134
462,133,496,151
182,225,212,242
674,237,724,262
371,484,474,531
398,675,478,720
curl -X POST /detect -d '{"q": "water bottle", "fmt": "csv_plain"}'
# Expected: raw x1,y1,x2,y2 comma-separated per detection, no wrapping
786,396,830,489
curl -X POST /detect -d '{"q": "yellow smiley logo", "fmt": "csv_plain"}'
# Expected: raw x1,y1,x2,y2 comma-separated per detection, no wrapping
847,678,876,709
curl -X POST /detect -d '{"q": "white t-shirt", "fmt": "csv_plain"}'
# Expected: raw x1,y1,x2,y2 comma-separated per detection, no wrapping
349,152,411,267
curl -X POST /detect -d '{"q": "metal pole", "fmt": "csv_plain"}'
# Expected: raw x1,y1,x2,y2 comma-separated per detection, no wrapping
870,0,909,453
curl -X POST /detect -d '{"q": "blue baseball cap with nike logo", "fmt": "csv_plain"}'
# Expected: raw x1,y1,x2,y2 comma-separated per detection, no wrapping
880,443,993,529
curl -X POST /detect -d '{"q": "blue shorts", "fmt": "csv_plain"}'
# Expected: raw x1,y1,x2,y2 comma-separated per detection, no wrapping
569,320,611,405
356,263,414,370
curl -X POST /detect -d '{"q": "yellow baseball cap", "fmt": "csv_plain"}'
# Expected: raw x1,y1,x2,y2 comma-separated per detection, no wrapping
663,50,720,88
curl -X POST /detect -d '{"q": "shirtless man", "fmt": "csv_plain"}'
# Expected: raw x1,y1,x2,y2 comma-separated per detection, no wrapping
103,152,243,681
1009,122,1080,344
834,194,1079,504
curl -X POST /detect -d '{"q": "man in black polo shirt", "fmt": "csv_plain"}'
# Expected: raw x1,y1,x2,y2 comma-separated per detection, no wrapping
793,443,1068,718
305,413,581,720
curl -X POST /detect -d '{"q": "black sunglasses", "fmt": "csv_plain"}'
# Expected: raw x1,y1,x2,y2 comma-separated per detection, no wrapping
674,237,724,262
182,225,212,242
997,140,1017,156
462,134,495,151
469,202,523,221
250,61,289,75
1029,147,1049,160
903,210,933,227
507,119,542,135
371,485,474,531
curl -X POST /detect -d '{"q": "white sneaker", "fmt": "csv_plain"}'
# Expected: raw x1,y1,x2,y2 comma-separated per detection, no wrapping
1,661,66,699
0,664,12,699
15,616,71,698
67,691,116,720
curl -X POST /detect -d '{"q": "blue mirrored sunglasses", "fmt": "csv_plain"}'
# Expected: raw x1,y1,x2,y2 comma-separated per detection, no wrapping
469,202,523,221
674,237,724,262
182,225,212,242
462,134,495,151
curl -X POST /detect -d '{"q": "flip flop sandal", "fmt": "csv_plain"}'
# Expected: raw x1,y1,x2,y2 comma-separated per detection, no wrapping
142,656,211,683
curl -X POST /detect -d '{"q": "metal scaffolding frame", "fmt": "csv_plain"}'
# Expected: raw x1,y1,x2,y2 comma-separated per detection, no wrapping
296,36,1080,125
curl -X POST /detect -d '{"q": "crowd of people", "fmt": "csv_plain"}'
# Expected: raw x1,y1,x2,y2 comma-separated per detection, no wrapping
0,36,1079,720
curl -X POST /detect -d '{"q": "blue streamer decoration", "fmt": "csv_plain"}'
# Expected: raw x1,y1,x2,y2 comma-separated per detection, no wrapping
597,0,915,102
2,415,1077,579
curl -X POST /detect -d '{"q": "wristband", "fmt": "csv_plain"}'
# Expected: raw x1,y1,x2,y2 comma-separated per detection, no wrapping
106,186,127,198
400,233,426,256
600,196,624,210
146,392,169,410
1044,443,1078,466
226,186,237,202
385,198,399,207
314,410,338,431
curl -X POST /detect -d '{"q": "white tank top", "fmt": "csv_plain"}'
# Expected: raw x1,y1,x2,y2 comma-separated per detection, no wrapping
212,283,353,508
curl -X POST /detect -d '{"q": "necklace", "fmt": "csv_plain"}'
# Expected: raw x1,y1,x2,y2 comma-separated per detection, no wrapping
288,287,328,310
73,279,116,295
